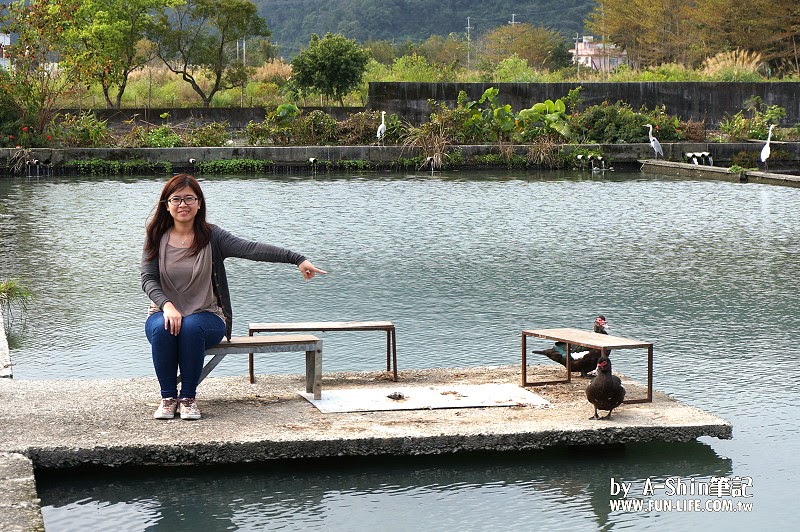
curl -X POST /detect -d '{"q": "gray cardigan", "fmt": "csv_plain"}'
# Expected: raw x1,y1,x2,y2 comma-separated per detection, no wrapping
141,225,306,339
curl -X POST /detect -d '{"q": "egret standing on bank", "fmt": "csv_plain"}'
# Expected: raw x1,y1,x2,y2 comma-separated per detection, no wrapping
644,124,663,158
761,124,775,170
376,111,386,144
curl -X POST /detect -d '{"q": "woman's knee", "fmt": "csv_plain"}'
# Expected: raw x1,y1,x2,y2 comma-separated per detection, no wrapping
146,313,171,343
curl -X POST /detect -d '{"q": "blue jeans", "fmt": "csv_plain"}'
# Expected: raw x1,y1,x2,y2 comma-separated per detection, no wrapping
145,311,226,399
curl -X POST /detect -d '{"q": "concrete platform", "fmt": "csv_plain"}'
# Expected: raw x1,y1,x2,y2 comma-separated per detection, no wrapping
640,159,800,186
0,365,731,470
0,365,731,532
0,453,44,532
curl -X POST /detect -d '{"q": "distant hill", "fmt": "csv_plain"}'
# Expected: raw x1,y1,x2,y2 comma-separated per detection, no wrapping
257,0,595,58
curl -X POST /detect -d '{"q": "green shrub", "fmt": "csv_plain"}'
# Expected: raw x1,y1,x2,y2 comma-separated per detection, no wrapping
143,126,183,148
493,55,540,83
719,96,786,141
195,159,272,174
244,120,274,146
57,112,113,148
0,277,32,334
336,111,384,145
293,110,338,145
575,101,683,144
65,158,173,176
326,159,373,171
731,151,759,168
575,101,644,143
186,122,230,147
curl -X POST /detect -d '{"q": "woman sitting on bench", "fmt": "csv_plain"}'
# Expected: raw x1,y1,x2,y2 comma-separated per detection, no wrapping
141,174,326,420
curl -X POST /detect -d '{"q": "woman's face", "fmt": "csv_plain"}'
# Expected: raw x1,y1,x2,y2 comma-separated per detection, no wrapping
165,186,201,225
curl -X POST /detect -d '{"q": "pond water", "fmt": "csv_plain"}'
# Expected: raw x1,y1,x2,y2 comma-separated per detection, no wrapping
1,170,798,530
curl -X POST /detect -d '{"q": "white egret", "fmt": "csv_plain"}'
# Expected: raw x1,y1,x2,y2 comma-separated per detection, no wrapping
376,111,386,143
761,124,775,168
644,124,663,158
419,156,435,175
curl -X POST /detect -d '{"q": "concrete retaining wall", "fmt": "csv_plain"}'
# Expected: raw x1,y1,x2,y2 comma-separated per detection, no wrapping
62,82,800,131
367,81,800,126
68,106,366,130
0,452,44,532
2,141,798,176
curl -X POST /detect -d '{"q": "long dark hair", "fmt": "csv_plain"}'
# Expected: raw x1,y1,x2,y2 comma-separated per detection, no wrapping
144,174,213,261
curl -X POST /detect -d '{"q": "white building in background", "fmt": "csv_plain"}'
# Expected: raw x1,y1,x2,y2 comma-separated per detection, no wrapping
571,35,627,72
1,34,10,70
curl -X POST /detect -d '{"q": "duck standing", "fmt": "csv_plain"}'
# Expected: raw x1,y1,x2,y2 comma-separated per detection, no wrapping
586,355,626,420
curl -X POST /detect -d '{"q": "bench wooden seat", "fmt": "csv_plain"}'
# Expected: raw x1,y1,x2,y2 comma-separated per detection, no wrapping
248,321,397,383
179,334,323,399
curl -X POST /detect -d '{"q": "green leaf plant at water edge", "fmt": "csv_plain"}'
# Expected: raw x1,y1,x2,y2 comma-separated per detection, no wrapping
0,277,32,336
517,98,571,141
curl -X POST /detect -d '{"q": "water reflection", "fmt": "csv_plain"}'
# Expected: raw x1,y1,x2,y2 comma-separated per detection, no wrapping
39,442,731,531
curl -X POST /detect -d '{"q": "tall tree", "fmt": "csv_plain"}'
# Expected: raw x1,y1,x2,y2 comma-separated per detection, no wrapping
588,0,800,71
0,0,89,134
479,23,566,70
151,0,269,107
73,0,169,108
689,0,800,73
290,33,371,106
417,34,468,68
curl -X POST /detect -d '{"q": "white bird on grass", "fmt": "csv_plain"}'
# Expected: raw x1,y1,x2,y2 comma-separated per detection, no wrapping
761,124,775,170
644,124,663,158
376,111,387,143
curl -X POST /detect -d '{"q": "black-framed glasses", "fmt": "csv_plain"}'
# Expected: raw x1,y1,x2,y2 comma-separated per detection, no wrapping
166,196,199,206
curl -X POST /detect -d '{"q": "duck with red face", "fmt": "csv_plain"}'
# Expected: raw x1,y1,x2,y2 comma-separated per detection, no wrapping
532,315,609,377
586,355,626,420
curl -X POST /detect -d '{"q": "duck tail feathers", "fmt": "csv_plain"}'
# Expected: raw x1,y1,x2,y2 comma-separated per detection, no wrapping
531,349,566,365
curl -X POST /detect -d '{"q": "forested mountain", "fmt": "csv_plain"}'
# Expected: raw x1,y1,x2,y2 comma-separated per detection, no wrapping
257,0,595,57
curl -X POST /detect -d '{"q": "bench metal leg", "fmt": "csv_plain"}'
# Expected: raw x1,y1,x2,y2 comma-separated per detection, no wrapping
248,330,255,384
197,354,227,385
390,327,398,381
305,347,322,400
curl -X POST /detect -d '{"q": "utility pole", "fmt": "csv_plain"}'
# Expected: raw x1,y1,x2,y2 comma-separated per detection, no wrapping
466,17,473,71
509,14,519,25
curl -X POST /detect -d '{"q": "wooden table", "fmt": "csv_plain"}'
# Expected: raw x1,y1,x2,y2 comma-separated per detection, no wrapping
248,321,397,382
521,327,653,403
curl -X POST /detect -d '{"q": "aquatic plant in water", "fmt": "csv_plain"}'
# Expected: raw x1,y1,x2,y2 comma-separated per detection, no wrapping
0,277,32,335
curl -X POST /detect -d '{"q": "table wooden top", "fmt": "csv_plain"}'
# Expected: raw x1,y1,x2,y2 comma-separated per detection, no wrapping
523,327,652,350
249,321,394,332
212,334,321,348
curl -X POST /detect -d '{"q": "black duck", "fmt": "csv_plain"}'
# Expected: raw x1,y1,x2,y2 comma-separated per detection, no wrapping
532,315,609,377
585,355,626,420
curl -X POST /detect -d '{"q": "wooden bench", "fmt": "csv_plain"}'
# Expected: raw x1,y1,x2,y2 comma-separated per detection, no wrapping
521,327,653,403
248,321,397,383
179,335,323,399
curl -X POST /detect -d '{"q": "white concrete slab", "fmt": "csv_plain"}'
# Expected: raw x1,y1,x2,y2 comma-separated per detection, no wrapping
300,383,550,413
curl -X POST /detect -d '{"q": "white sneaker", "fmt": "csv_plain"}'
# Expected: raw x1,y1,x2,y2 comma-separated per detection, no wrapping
179,398,201,420
154,398,178,419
